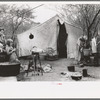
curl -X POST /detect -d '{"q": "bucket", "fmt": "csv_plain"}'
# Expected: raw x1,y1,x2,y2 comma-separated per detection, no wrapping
82,69,88,77
67,66,75,72
83,49,91,56
90,56,94,64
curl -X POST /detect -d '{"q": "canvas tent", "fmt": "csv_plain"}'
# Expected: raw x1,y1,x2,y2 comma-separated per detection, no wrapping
16,15,83,58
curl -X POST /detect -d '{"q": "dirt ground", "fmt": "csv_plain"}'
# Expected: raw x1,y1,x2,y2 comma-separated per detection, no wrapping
17,57,100,82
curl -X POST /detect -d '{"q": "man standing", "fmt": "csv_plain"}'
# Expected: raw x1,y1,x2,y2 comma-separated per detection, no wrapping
76,35,88,64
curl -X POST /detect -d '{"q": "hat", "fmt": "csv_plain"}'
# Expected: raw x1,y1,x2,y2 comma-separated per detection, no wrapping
7,39,13,42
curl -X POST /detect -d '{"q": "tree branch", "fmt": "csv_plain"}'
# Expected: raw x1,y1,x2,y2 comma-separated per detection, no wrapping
89,9,100,30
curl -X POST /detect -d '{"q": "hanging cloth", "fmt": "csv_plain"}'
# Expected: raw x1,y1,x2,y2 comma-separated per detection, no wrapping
57,19,68,58
91,37,97,53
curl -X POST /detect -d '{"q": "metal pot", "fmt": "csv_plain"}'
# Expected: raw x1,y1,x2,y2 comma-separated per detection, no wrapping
67,66,75,72
71,75,82,81
71,72,82,81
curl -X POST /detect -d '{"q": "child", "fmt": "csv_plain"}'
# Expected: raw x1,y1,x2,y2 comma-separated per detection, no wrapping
5,39,20,63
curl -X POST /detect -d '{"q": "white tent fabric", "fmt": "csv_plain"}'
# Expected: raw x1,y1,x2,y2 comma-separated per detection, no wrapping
17,15,83,58
66,24,83,58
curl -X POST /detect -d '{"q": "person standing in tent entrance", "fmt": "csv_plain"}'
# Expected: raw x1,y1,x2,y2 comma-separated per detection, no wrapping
5,39,20,63
76,34,88,63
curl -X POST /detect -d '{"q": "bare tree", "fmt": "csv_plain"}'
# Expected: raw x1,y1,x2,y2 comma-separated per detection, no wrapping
61,4,100,42
0,4,35,40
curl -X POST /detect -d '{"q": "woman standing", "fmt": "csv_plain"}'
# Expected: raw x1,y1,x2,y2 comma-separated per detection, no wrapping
5,39,20,63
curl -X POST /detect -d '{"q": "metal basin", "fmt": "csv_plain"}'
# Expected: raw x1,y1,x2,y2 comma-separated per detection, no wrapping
0,62,20,76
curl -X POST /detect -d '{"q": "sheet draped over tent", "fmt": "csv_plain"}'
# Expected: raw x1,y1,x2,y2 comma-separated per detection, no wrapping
17,15,83,58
